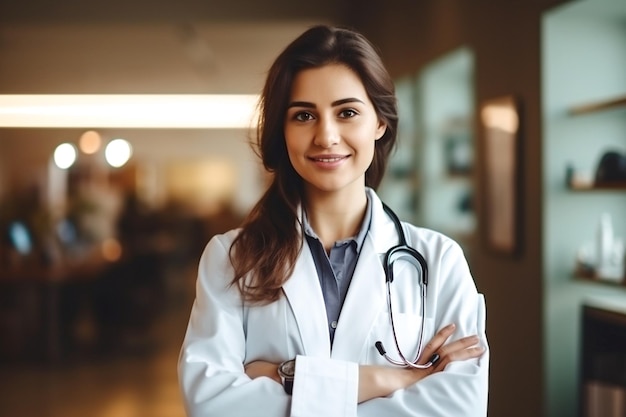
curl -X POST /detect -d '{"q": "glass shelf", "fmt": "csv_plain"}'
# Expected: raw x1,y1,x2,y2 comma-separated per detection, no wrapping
568,95,626,116
568,182,626,191
575,268,626,289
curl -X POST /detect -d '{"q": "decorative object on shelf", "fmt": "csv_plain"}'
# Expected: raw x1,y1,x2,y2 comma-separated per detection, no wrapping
566,163,594,190
576,213,625,284
443,117,473,176
565,94,626,192
596,213,624,283
595,150,626,186
566,150,626,191
480,95,521,255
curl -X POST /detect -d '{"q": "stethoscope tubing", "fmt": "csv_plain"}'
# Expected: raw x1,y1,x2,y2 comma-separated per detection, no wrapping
375,203,438,369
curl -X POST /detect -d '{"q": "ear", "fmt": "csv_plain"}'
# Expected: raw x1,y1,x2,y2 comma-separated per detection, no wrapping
375,120,387,141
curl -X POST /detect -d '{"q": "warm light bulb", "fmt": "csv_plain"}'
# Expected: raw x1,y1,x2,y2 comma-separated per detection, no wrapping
480,104,519,134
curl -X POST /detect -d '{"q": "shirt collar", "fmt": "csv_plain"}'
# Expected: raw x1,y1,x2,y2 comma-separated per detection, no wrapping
302,192,372,252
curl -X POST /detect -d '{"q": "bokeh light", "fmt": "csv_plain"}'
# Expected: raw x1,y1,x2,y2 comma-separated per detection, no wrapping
79,130,102,154
53,142,77,169
101,238,123,262
105,138,132,168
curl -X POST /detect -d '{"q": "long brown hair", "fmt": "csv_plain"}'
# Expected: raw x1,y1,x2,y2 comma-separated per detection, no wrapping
229,25,398,303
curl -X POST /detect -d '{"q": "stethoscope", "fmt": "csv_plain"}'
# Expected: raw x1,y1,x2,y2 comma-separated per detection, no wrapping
374,203,440,369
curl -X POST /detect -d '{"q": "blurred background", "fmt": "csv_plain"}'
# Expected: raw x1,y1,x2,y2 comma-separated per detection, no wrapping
0,0,625,416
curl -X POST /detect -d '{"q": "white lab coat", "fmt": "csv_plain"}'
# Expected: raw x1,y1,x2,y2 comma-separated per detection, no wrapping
179,189,489,417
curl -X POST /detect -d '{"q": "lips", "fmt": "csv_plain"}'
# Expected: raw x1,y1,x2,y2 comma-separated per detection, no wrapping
308,154,349,162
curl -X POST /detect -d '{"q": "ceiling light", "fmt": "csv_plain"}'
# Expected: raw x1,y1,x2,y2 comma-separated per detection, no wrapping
0,94,260,129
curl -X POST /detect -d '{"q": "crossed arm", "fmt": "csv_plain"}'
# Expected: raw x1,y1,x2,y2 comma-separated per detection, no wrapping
244,322,485,403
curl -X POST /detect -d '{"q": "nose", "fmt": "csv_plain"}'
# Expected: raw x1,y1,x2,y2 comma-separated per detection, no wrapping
313,117,340,148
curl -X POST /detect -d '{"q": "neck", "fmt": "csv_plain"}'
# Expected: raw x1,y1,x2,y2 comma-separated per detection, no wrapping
304,188,368,250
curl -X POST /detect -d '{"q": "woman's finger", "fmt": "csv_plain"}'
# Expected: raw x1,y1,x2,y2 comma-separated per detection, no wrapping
433,344,485,371
417,323,456,364
418,325,485,369
437,335,480,357
430,334,484,370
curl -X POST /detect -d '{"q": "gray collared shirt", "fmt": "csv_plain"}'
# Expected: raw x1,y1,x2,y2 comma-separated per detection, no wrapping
302,194,372,345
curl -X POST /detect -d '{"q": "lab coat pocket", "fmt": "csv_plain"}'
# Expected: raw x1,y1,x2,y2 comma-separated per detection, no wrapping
366,312,435,365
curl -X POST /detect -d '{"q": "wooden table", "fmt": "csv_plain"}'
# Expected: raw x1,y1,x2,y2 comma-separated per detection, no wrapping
0,251,115,362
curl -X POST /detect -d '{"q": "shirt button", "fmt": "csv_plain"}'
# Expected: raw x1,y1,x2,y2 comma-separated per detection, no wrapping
331,321,338,329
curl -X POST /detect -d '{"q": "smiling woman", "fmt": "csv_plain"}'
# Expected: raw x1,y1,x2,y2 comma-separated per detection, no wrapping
284,64,386,198
178,24,489,417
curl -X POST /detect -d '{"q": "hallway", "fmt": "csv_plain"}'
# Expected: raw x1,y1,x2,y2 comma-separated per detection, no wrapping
0,268,194,417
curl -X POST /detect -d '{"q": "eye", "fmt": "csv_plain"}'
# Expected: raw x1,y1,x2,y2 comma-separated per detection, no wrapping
339,108,358,118
293,111,315,122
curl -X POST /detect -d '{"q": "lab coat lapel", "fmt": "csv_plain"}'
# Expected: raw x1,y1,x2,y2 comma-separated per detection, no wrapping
331,192,398,361
282,240,332,357
330,235,386,361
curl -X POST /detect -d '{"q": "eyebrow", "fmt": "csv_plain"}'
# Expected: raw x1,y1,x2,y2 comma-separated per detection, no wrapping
287,97,365,109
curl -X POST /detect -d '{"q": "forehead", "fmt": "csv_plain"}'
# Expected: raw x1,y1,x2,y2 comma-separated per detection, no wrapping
289,64,369,102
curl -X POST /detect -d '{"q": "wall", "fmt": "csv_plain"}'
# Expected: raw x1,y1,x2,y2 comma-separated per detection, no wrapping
542,2,626,415
0,151,5,200
347,1,567,416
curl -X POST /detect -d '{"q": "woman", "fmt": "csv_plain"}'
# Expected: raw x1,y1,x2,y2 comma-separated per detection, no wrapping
178,25,488,417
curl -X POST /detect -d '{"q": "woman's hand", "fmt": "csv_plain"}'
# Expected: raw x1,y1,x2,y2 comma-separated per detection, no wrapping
416,323,485,376
244,360,281,384
358,323,485,403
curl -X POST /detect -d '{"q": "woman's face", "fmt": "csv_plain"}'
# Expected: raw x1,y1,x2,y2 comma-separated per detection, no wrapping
284,63,386,197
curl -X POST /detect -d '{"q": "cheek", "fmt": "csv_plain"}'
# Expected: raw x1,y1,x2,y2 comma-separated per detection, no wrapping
284,144,299,171
285,137,302,158
354,121,382,142
283,129,300,156
351,127,378,155
283,136,306,174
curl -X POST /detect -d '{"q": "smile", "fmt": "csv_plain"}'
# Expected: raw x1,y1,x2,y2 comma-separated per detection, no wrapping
309,155,348,163
315,157,343,162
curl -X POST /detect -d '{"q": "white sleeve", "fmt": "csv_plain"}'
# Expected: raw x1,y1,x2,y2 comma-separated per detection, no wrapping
178,235,291,417
358,242,489,417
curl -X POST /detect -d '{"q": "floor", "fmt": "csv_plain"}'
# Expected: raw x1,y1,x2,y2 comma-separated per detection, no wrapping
0,267,195,417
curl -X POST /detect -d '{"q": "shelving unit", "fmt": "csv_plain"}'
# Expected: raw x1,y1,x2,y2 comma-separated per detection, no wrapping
542,2,626,416
415,47,476,249
580,303,626,417
565,95,626,192
566,93,626,192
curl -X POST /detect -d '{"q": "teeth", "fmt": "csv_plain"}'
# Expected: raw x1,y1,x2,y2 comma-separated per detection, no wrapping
316,157,343,162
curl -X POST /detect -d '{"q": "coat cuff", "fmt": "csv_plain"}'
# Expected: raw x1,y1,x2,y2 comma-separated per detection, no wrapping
291,355,358,417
